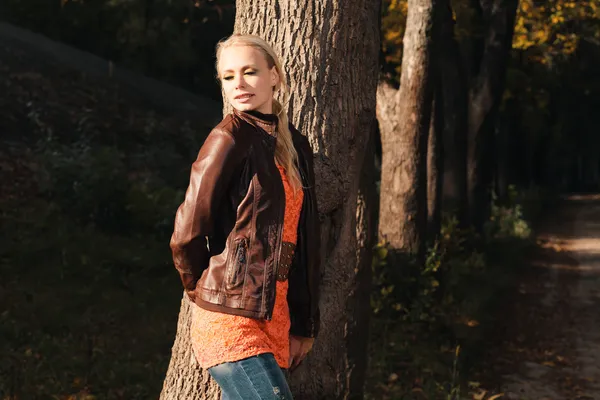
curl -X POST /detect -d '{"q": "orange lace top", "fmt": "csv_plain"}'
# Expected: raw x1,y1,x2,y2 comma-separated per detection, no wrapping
190,163,304,369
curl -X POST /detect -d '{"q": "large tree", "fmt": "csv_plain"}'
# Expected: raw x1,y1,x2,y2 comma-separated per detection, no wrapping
160,0,380,399
377,0,436,263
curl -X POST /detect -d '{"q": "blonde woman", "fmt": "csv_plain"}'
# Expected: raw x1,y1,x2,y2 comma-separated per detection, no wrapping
170,34,321,399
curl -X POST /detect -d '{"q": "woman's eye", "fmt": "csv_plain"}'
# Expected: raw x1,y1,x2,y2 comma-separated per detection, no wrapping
245,70,256,75
223,76,233,81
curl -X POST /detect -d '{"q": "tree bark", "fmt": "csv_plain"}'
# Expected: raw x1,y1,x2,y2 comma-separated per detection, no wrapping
439,1,469,228
377,0,435,263
427,93,444,243
466,0,519,233
160,1,380,399
426,3,446,243
160,297,221,399
494,115,510,203
348,126,378,398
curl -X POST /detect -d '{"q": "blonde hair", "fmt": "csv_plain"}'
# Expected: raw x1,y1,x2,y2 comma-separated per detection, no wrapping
216,34,302,192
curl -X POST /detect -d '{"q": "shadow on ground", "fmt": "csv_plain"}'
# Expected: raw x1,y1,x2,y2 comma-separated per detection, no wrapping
480,195,600,400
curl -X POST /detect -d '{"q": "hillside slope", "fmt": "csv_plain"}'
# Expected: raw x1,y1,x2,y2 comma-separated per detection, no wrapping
0,28,216,399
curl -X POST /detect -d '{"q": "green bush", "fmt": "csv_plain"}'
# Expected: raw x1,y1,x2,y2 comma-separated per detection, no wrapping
366,192,537,399
37,143,131,232
32,117,191,237
485,185,534,240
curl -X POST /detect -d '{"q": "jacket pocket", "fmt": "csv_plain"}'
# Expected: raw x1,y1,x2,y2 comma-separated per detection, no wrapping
226,237,249,290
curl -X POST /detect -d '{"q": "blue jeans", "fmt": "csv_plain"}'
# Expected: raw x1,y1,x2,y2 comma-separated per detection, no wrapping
208,353,293,400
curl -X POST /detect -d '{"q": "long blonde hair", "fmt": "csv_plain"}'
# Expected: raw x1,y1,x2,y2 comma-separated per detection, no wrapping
216,34,302,192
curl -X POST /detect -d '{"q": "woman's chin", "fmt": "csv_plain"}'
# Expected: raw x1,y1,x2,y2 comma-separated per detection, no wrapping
233,103,256,112
232,99,271,114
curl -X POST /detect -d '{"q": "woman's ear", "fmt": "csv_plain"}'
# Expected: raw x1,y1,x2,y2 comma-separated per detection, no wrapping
270,67,280,89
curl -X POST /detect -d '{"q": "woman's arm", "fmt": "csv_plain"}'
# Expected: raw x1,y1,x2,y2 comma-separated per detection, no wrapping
170,128,241,302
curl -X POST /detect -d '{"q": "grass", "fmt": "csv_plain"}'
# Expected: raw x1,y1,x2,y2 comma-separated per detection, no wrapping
0,40,207,399
0,198,183,399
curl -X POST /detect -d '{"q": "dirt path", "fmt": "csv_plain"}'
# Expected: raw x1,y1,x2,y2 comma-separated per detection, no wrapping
493,195,600,400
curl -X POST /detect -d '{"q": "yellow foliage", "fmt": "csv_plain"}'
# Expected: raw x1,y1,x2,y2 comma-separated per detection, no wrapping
385,30,402,43
381,0,409,79
381,0,600,82
389,0,408,13
513,0,600,63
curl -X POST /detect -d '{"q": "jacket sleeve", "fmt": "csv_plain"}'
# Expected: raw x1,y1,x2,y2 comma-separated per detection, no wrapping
170,128,240,301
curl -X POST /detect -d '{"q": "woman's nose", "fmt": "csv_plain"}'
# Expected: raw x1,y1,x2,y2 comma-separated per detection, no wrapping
234,75,246,89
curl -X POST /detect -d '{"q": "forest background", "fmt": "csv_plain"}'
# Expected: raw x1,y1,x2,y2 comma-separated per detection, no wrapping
1,0,600,398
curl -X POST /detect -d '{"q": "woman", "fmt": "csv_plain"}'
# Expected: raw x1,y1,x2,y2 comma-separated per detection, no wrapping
170,34,321,399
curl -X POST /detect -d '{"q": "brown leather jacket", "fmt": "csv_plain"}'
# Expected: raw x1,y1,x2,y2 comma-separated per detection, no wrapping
170,108,321,338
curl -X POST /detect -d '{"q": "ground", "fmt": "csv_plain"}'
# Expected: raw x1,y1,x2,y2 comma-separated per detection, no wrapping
483,195,600,400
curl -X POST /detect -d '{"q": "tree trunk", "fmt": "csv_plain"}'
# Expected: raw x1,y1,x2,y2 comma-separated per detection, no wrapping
439,1,469,228
466,0,519,233
494,116,510,203
160,297,221,399
426,3,446,243
160,1,380,399
377,0,435,263
427,93,444,243
349,126,378,398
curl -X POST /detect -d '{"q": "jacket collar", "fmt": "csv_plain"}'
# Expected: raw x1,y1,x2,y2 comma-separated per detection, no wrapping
233,108,278,137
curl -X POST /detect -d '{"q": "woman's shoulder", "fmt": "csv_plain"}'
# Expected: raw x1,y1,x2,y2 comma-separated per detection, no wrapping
213,113,242,138
208,113,253,148
195,115,253,163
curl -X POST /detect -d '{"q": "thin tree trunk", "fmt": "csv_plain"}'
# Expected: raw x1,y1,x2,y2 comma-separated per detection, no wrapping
467,0,519,233
427,93,444,243
426,3,445,243
349,126,378,398
377,0,435,263
439,1,469,228
160,1,380,399
494,116,510,202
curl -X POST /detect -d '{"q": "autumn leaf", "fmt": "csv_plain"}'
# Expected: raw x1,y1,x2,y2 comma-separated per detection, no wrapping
542,361,556,367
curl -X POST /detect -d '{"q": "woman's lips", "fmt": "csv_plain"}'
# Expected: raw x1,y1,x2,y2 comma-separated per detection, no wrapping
235,93,254,102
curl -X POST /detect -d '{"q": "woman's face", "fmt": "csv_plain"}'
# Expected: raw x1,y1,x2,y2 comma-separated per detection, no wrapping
219,45,279,114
